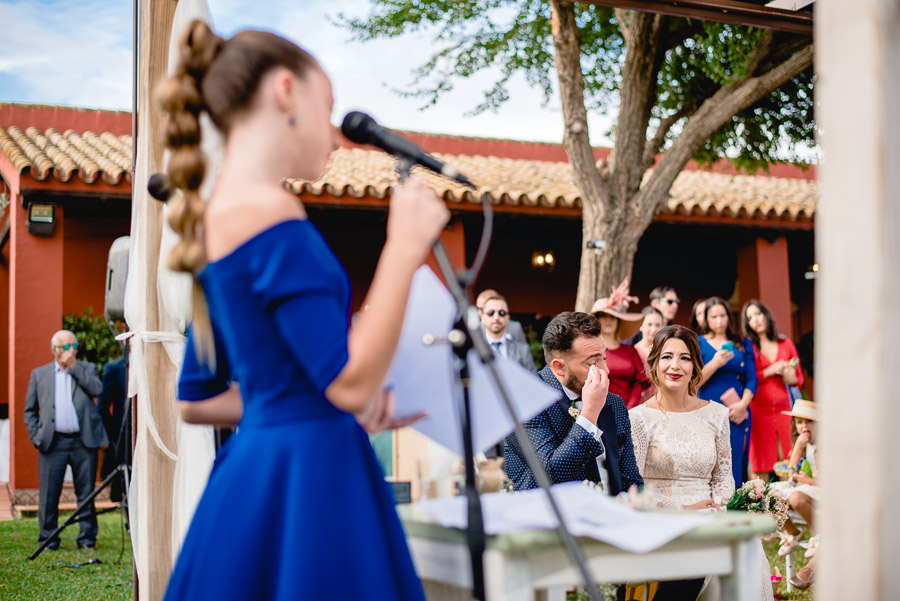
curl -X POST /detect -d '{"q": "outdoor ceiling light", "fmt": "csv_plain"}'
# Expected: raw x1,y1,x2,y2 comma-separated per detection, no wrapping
532,250,556,271
26,203,56,236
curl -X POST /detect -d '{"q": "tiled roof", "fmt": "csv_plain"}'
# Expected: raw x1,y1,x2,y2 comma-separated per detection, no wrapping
0,120,815,224
286,147,817,223
0,125,132,184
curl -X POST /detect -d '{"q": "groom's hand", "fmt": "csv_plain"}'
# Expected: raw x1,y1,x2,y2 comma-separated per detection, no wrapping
580,364,609,423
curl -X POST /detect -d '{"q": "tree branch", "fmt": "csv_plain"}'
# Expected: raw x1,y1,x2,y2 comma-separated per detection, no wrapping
628,43,814,240
745,30,774,76
607,11,665,205
614,8,631,44
642,101,700,168
550,0,610,214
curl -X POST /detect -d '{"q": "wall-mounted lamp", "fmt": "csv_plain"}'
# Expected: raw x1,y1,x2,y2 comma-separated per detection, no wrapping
26,202,56,236
804,263,819,280
532,250,556,271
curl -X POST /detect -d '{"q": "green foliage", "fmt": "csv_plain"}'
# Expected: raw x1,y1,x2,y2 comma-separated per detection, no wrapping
335,1,815,169
62,307,122,376
0,511,133,601
525,324,545,370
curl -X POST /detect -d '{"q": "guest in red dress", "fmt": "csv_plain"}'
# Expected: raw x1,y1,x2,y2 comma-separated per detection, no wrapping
742,300,804,481
591,281,649,410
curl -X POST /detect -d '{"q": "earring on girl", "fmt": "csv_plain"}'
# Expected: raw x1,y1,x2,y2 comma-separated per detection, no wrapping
288,116,296,126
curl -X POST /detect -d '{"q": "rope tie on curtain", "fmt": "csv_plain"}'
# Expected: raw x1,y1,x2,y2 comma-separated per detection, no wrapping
117,330,186,461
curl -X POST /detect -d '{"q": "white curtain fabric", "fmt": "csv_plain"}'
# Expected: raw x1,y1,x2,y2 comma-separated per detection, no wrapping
127,0,221,577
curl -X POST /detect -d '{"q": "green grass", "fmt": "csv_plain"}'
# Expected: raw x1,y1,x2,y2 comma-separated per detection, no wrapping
0,511,133,601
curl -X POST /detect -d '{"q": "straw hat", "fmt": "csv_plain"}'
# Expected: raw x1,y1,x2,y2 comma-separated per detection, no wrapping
782,399,818,421
590,277,642,321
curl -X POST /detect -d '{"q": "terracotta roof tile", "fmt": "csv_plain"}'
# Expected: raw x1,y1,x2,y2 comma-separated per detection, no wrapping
0,125,132,185
287,147,816,224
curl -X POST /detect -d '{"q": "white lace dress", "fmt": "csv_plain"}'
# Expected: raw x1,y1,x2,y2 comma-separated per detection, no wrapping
629,402,772,601
629,402,734,508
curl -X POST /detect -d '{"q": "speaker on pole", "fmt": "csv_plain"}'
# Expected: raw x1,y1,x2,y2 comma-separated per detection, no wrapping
105,236,130,322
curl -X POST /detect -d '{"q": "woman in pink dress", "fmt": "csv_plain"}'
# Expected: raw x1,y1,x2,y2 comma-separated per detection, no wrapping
742,300,804,481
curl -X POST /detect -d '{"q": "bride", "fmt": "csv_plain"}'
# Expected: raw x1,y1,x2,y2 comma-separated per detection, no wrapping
629,325,772,601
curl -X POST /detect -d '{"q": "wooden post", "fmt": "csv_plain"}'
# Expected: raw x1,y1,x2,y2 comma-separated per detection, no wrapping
816,1,900,598
134,0,178,598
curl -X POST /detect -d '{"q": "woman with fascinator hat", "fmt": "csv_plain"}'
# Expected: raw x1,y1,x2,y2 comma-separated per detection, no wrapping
591,279,650,409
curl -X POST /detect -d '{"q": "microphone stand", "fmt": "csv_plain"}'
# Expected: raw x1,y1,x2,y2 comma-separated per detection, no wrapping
395,159,602,601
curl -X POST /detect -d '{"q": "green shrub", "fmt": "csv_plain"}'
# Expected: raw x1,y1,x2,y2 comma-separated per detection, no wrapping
62,307,122,376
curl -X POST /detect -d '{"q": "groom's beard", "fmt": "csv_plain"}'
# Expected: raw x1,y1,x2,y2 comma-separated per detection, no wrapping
563,367,585,396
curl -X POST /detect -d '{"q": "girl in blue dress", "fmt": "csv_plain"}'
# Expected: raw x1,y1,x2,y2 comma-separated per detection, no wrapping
698,296,757,488
157,21,449,600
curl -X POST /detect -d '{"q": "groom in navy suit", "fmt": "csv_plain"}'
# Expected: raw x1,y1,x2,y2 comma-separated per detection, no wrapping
504,312,642,495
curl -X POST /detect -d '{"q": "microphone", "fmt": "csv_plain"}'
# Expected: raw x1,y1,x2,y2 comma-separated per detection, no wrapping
147,173,174,202
340,111,476,189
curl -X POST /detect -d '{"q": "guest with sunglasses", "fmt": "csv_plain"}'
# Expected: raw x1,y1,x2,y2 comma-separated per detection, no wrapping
476,288,527,344
480,295,535,372
23,330,107,550
623,286,681,345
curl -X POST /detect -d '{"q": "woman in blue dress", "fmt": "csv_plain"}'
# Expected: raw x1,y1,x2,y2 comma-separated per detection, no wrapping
157,21,450,600
698,296,757,488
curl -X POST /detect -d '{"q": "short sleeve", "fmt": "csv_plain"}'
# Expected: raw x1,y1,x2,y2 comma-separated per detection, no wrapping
178,325,232,401
252,221,350,395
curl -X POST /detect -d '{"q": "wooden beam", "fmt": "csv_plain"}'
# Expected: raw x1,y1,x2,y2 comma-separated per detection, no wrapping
575,0,813,36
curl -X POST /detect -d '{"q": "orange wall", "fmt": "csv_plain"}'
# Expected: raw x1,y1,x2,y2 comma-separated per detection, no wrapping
63,216,131,317
9,202,65,491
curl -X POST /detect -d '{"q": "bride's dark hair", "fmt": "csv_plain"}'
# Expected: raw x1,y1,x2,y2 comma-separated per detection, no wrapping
156,20,318,362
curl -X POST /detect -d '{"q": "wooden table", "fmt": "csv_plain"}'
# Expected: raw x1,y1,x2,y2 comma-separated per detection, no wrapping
399,506,774,601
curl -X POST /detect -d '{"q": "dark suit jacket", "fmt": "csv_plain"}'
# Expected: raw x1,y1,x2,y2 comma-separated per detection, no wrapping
98,356,127,443
504,366,643,495
23,360,107,452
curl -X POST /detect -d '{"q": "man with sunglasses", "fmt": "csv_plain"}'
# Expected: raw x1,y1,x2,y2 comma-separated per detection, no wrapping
23,330,107,550
623,286,681,345
476,288,527,345
479,295,535,372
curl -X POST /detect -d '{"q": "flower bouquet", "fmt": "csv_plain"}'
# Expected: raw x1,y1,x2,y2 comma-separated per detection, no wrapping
725,478,789,528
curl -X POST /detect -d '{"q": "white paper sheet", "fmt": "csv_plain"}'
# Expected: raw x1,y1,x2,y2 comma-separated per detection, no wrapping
414,481,712,554
387,266,559,455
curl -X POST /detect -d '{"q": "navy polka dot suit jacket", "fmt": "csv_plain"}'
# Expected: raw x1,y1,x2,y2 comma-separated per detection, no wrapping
504,366,643,495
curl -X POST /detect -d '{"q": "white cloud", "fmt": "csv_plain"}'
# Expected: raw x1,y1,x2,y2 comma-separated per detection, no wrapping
0,0,614,144
0,0,132,109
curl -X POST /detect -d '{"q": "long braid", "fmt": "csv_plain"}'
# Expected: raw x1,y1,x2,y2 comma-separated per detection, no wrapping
157,20,224,364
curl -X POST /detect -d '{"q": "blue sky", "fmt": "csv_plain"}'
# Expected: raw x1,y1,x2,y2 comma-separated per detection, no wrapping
0,0,615,144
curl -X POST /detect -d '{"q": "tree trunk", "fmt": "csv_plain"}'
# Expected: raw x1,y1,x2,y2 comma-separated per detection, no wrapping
576,209,641,312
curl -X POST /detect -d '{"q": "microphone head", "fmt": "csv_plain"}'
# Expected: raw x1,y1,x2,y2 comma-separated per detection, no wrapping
147,173,173,202
340,111,380,146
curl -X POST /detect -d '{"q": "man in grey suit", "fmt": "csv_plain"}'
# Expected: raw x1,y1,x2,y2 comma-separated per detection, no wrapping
476,289,527,345
23,330,107,550
480,294,535,371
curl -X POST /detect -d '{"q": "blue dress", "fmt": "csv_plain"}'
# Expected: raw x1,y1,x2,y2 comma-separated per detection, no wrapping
164,220,424,601
698,336,757,488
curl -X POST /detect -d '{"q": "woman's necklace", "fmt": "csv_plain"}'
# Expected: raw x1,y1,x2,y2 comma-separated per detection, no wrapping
656,392,696,415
